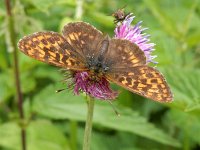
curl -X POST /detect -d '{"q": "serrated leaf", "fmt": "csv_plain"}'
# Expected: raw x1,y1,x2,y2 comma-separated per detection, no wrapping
32,85,181,147
163,67,200,113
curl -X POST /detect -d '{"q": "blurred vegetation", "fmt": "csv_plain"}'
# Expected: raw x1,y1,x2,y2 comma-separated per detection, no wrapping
0,0,200,150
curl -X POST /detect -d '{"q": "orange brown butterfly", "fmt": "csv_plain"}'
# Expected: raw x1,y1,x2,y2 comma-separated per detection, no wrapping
18,22,173,102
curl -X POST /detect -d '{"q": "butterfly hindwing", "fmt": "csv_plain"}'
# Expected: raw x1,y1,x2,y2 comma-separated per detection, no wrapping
104,39,146,71
18,32,87,70
106,66,173,102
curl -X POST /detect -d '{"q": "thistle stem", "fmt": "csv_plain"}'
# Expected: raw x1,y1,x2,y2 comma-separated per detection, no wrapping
75,0,83,20
83,96,95,150
70,121,77,150
4,0,26,150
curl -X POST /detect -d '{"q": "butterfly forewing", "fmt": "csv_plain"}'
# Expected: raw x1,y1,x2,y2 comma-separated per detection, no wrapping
62,22,104,58
18,32,87,70
107,66,173,102
104,39,146,71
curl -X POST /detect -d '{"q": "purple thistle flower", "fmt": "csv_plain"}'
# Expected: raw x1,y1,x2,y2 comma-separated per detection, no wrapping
73,71,118,100
114,14,157,64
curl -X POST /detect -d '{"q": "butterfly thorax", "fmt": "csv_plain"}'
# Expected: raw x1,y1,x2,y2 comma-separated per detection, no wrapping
86,35,110,76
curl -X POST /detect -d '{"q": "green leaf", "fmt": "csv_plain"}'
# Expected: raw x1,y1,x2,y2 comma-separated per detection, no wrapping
0,69,36,101
55,0,75,6
0,122,20,150
87,12,113,28
166,109,200,145
0,8,6,16
186,31,200,47
28,120,70,150
32,85,181,147
77,128,143,150
21,71,36,94
0,70,16,102
0,120,70,150
151,31,181,66
143,0,181,39
13,0,44,34
163,67,200,113
28,0,56,14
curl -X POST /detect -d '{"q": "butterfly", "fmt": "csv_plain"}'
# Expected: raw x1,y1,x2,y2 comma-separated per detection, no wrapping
18,22,173,102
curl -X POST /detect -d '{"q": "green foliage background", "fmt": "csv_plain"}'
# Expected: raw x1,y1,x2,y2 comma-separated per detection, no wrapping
0,0,200,149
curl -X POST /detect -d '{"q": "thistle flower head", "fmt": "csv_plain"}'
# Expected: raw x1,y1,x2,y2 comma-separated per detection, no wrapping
114,14,157,64
73,71,118,100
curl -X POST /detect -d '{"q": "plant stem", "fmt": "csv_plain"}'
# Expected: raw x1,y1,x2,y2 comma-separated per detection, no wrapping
70,121,77,150
75,0,83,20
83,96,95,150
4,1,26,150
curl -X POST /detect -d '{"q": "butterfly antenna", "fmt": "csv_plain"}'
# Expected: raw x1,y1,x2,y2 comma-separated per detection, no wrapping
55,88,66,93
107,100,120,117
